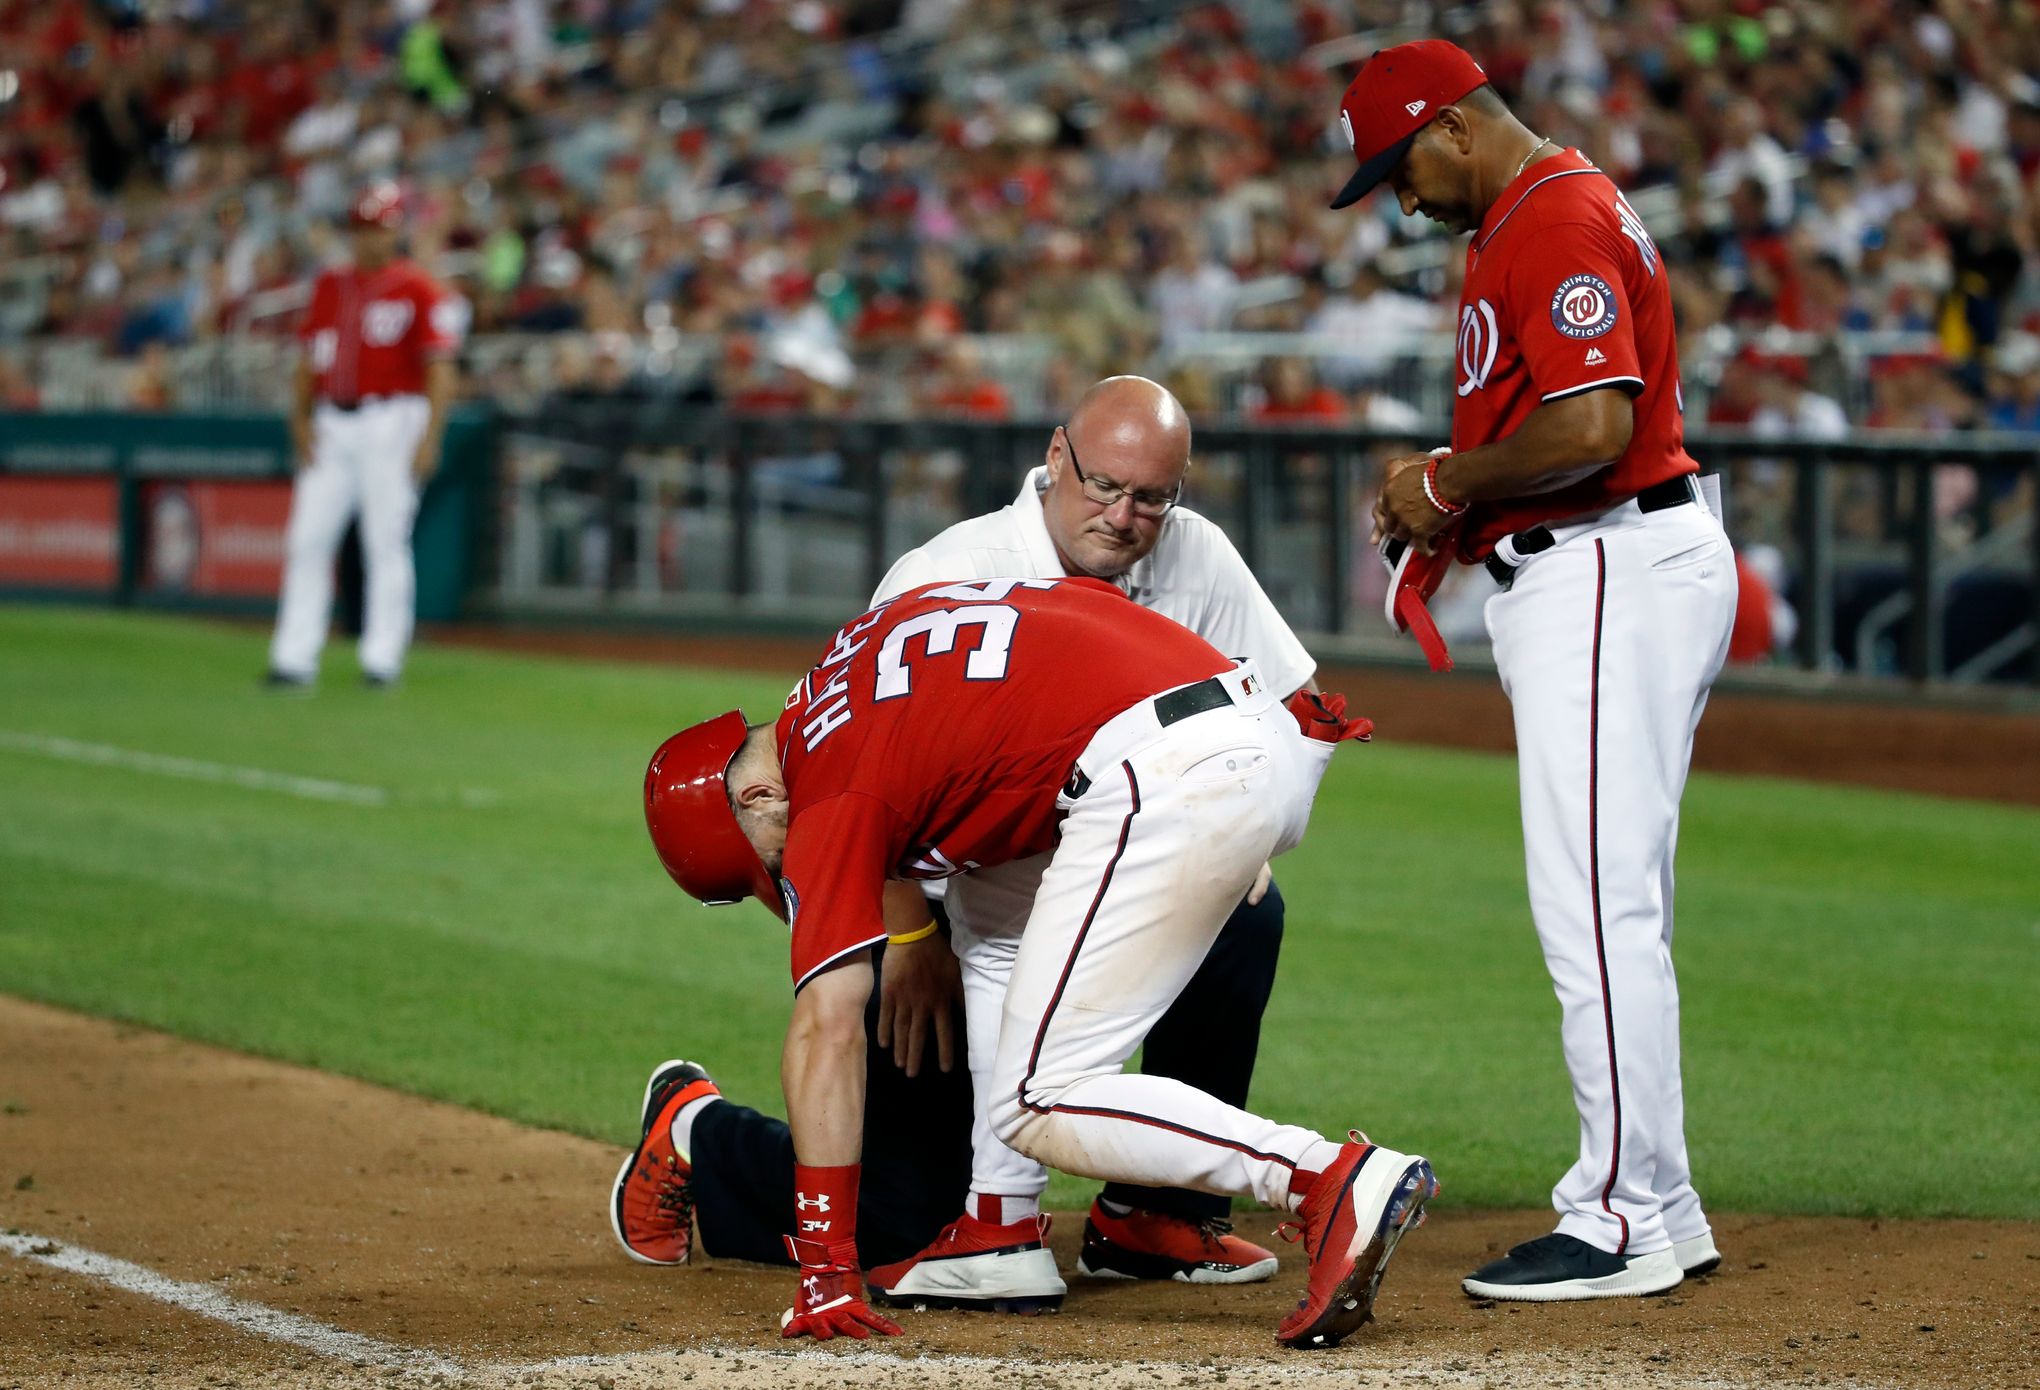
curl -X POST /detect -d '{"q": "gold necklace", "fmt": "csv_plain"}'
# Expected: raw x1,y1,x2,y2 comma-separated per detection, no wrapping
1512,137,1554,182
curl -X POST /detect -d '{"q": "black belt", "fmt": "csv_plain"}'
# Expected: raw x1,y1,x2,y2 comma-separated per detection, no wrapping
1483,474,1699,589
1064,676,1236,802
325,394,390,413
1153,675,1234,726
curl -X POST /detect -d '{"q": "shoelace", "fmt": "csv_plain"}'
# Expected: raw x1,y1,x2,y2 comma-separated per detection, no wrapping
653,1152,693,1227
1272,1130,1371,1253
1191,1216,1238,1252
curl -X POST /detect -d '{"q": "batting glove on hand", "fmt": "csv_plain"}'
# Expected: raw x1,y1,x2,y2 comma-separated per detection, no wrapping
779,1236,902,1341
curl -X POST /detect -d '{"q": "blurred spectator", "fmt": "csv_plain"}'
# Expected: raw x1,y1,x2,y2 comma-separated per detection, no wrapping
915,339,1013,421
0,0,2037,429
1148,226,1237,350
1749,355,1850,441
1985,332,2040,432
1943,191,2032,357
1303,264,1441,389
72,58,163,195
1248,357,1345,423
1709,98,1795,228
1800,162,1868,271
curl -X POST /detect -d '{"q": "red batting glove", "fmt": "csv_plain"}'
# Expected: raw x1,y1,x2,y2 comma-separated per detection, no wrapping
1285,688,1374,744
779,1235,901,1341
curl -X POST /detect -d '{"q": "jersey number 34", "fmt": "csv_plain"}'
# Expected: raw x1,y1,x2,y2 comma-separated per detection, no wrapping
874,578,1054,699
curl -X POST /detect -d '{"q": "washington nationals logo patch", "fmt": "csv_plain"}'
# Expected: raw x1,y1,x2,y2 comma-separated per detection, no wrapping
1551,273,1617,339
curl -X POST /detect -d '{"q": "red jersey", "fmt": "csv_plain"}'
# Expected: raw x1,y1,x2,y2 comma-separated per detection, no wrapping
773,577,1231,990
1450,149,1695,559
299,261,462,402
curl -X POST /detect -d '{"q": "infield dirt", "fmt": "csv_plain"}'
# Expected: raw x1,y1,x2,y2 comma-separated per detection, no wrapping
2,996,2032,1390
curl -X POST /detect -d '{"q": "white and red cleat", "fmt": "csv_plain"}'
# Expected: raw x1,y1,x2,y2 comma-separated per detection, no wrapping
866,1211,1066,1314
1275,1134,1438,1349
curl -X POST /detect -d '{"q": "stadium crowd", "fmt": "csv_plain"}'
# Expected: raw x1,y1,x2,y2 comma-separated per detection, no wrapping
1,0,2038,435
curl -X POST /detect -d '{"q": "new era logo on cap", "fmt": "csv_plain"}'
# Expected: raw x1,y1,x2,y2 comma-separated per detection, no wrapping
1330,40,1490,210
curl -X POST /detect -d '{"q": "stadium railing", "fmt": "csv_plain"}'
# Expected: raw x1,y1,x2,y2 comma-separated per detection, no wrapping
487,405,2039,689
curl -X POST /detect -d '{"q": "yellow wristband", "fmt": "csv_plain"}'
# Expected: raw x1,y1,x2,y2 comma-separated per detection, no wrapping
887,922,939,946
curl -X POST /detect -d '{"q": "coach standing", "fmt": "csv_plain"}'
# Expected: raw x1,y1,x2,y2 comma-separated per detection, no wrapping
1329,43,1735,1300
266,183,462,690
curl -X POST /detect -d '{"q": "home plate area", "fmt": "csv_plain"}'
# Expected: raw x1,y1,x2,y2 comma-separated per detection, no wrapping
1,998,2029,1390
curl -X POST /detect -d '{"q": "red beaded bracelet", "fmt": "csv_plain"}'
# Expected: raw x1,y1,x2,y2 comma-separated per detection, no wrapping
1422,455,1467,517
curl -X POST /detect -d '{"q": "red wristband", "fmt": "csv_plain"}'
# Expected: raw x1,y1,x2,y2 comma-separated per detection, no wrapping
792,1163,860,1245
1422,456,1467,517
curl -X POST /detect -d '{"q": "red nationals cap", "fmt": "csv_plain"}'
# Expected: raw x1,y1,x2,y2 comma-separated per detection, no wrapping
1330,40,1490,209
349,181,405,229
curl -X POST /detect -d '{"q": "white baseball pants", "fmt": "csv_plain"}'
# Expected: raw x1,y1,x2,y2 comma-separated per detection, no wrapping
1485,496,1736,1257
269,395,430,681
977,663,1345,1210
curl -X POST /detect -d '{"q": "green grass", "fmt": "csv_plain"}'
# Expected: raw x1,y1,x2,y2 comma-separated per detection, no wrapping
2,604,2035,1219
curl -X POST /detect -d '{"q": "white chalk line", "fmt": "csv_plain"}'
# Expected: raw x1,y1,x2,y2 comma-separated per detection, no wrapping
0,1231,464,1378
1,1231,1888,1390
0,730,499,808
502,1343,1805,1390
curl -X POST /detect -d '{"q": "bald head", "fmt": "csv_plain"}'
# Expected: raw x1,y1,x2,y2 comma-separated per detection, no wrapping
1043,376,1192,579
1067,375,1193,466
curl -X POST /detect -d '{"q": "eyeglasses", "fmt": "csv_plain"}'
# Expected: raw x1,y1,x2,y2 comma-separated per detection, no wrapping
1059,427,1183,518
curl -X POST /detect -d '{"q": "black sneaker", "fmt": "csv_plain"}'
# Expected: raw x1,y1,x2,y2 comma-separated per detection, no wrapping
361,672,398,691
1673,1232,1722,1277
262,669,314,694
1462,1232,1682,1302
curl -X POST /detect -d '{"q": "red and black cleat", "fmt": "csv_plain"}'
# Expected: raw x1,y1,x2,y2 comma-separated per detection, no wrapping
1275,1133,1438,1349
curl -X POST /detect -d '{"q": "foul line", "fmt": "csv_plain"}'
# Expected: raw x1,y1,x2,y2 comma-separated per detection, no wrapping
0,731,501,808
1,1232,1808,1390
0,1232,463,1378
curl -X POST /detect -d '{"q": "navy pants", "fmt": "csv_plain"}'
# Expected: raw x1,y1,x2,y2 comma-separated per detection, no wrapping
691,882,1285,1265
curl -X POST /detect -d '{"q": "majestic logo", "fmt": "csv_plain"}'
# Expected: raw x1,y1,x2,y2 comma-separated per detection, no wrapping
1405,100,1427,117
1551,274,1618,339
1339,109,1355,151
1456,298,1499,397
1584,346,1607,366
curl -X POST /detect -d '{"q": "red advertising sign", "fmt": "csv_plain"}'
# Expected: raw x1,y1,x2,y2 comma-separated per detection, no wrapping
142,481,293,597
0,477,120,587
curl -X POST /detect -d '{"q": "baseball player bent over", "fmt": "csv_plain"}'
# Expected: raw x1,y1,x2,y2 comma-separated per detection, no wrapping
1330,42,1734,1300
610,379,1319,1305
266,183,461,691
638,578,1433,1347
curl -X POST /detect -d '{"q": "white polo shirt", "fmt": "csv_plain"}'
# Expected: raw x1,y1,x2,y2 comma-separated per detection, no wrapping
872,467,1315,698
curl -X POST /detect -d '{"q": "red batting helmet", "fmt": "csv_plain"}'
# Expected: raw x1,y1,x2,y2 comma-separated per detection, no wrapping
349,182,404,230
643,711,787,919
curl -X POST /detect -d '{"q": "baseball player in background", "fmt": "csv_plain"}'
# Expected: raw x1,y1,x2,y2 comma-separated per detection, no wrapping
265,183,461,690
640,576,1431,1348
610,379,1318,1308
1330,42,1734,1301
